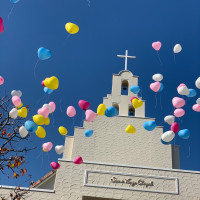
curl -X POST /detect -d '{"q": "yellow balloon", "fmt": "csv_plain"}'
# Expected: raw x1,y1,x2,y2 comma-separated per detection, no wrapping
44,117,50,125
59,126,67,135
65,23,79,34
33,114,45,125
43,148,47,152
16,102,23,109
18,107,28,118
35,126,46,138
44,76,59,90
132,99,143,109
97,104,106,115
125,125,136,134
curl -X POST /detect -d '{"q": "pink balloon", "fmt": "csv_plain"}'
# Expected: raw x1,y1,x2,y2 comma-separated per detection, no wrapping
130,97,138,103
49,102,56,112
43,142,53,152
0,76,4,85
73,156,83,165
85,109,97,122
38,107,50,118
78,100,90,110
177,83,186,91
171,122,179,133
66,106,76,117
41,80,45,87
50,162,60,170
172,97,185,108
174,108,185,117
12,96,21,107
150,82,161,92
192,104,200,112
0,17,4,33
152,41,162,51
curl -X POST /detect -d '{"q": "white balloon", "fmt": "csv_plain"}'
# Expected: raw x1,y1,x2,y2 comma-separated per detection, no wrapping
196,98,200,105
19,126,28,138
164,115,175,125
173,44,182,53
152,74,163,82
55,145,65,155
9,108,18,119
195,77,200,89
161,131,175,142
42,104,52,113
178,86,189,96
11,90,22,98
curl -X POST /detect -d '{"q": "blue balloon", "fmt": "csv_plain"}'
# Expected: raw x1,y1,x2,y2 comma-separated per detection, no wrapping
38,47,52,60
161,139,174,145
10,0,20,3
85,129,93,137
25,121,37,133
178,129,190,139
143,121,156,131
44,87,53,94
187,89,197,97
105,106,118,117
130,85,140,94
158,83,164,92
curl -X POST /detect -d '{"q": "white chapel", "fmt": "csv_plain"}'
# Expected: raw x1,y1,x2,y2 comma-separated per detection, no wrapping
0,50,200,199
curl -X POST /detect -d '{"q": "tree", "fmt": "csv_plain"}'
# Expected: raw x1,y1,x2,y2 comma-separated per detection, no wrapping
1,187,29,200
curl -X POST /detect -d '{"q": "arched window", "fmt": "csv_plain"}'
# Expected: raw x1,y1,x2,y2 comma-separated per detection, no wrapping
121,80,129,95
112,103,119,115
128,105,135,116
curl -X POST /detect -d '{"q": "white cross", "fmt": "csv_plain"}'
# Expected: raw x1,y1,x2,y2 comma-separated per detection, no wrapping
117,50,136,71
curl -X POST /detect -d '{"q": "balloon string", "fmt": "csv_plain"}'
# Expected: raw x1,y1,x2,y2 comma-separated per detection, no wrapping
87,0,91,7
174,53,176,64
155,93,157,108
34,59,39,80
62,34,71,45
37,94,47,105
159,94,163,110
71,117,75,129
8,5,14,21
157,52,163,65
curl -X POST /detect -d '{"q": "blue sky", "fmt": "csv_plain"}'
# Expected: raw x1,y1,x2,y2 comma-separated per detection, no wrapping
0,0,200,186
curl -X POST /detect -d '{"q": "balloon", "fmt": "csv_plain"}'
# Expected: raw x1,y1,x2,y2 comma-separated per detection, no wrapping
44,87,53,94
125,125,136,134
41,80,45,87
158,83,164,92
187,89,197,97
178,129,190,139
12,96,21,107
44,76,59,90
174,108,185,117
73,156,83,164
105,106,118,117
38,47,51,60
18,107,27,118
150,82,161,92
172,97,185,108
152,41,161,51
85,110,97,122
43,142,53,152
97,104,106,115
78,100,90,110
130,96,138,103
49,102,56,112
9,108,18,119
161,139,174,145
195,77,200,89
132,99,143,109
65,23,79,34
44,117,50,125
171,122,179,133
161,131,175,142
35,126,46,138
196,98,200,105
55,145,65,155
130,85,140,94
19,126,28,138
143,121,156,131
66,106,76,117
164,115,175,125
10,0,20,3
11,90,22,97
42,104,52,113
58,126,67,135
50,162,60,170
25,121,37,133
152,74,163,82
0,17,4,34
173,44,182,53
0,76,4,85
192,104,200,112
33,114,45,125
84,129,94,137
37,107,49,119
177,84,189,95
16,102,23,109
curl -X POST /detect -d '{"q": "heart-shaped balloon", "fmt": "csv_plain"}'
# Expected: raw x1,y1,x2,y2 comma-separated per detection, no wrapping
130,85,140,94
12,96,21,107
0,17,4,34
152,41,162,51
38,47,52,60
25,121,37,133
174,108,185,117
35,126,46,138
55,145,65,155
49,101,56,112
132,99,143,109
150,82,161,92
78,100,90,110
50,162,60,170
43,142,53,152
19,126,28,138
125,125,136,134
172,97,185,108
196,98,200,105
38,107,49,118
105,106,118,117
42,104,52,113
85,109,97,122
177,84,189,96
195,77,200,89
143,121,156,131
97,104,106,115
18,107,28,118
130,96,138,103
164,115,175,125
66,106,76,117
171,122,179,133
9,108,18,119
11,90,22,97
161,131,175,142
192,104,200,112
73,156,83,165
44,76,59,90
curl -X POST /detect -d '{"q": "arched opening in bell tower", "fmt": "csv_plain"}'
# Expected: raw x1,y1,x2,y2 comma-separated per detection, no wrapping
121,80,129,95
128,105,135,116
112,103,119,114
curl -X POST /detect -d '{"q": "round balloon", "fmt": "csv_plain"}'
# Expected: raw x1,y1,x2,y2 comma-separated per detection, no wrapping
49,101,56,112
105,106,118,117
143,121,156,131
0,76,4,85
161,131,175,142
84,129,94,137
58,126,67,135
19,126,28,138
173,44,182,53
152,74,163,82
25,121,37,133
10,0,20,3
192,104,200,112
73,156,83,164
9,108,18,119
130,85,140,94
0,17,4,34
44,87,53,94
174,108,185,117
12,96,21,107
65,23,79,34
66,106,76,117
171,122,179,133
196,98,200,105
33,114,45,125
11,90,22,97
187,89,196,97
178,129,190,139
195,77,200,89
97,104,106,115
38,47,51,60
164,115,175,125
172,97,185,108
35,126,46,138
50,162,60,170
